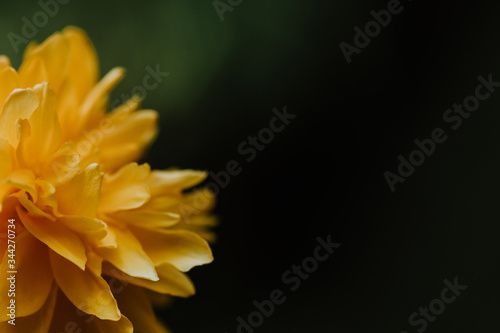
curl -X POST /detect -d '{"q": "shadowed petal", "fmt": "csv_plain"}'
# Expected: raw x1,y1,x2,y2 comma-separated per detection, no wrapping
0,232,53,319
115,285,170,333
49,250,121,321
0,282,57,333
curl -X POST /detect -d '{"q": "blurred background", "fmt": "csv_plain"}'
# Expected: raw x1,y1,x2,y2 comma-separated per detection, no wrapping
1,0,500,332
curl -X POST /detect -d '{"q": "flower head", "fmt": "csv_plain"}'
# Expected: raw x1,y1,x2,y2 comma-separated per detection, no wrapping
0,27,215,332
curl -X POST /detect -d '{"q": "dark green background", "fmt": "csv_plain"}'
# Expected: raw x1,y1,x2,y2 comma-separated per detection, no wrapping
1,0,499,332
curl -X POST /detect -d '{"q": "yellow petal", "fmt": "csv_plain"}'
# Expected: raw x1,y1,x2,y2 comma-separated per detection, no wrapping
18,208,87,270
63,26,99,91
94,225,158,281
100,183,150,212
56,163,102,217
147,170,207,195
40,142,81,186
108,95,141,118
18,56,49,90
173,188,216,220
0,88,39,147
0,232,53,319
47,288,87,333
92,315,133,333
58,215,107,238
21,41,38,60
0,67,21,112
99,163,151,212
56,27,99,138
0,185,13,212
174,214,218,243
0,55,10,68
104,162,150,183
93,226,117,249
49,250,121,321
19,31,70,91
36,178,56,198
0,283,57,333
103,261,195,297
0,196,22,256
75,67,125,135
99,143,143,172
101,110,157,147
130,227,213,272
111,210,180,229
0,139,14,178
115,285,170,333
17,191,54,221
2,169,37,202
99,110,158,171
17,83,62,166
86,250,103,276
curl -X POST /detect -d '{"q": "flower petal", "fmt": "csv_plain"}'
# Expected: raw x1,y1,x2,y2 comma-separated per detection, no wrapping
99,183,150,212
103,261,194,297
17,191,54,221
18,208,87,270
99,110,158,172
94,225,158,281
92,315,133,333
19,30,70,91
47,288,88,333
40,142,81,187
104,162,150,183
76,67,125,134
56,27,99,138
0,88,39,147
0,283,57,333
2,169,37,202
130,227,213,272
49,250,121,321
115,285,170,333
17,82,62,167
0,67,21,112
147,170,207,195
99,163,151,212
0,232,53,319
111,210,180,229
0,139,14,178
56,163,102,217
0,55,10,69
0,196,19,255
58,215,107,237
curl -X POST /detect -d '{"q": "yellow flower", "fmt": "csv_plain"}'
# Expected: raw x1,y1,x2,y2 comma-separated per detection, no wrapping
0,27,215,332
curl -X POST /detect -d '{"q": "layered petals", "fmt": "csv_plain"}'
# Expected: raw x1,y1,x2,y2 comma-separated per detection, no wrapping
0,26,216,333
0,283,58,333
115,285,170,333
49,251,121,321
0,232,53,320
18,208,87,270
